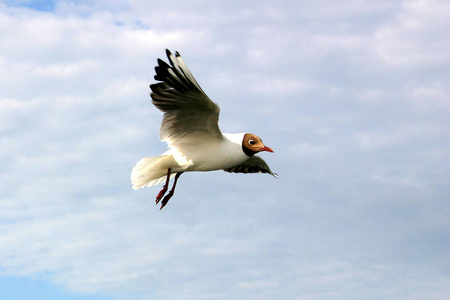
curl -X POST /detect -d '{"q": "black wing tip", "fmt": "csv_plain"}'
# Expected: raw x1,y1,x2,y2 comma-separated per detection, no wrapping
163,48,180,55
153,49,202,94
149,82,163,93
223,167,278,178
154,59,175,83
163,49,182,61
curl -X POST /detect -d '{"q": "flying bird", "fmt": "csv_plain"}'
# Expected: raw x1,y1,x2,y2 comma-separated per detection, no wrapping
131,49,277,209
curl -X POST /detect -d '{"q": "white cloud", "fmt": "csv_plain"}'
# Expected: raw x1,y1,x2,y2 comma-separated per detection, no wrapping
374,0,450,67
0,1,449,299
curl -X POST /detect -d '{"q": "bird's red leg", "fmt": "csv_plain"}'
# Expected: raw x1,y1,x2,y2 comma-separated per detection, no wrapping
155,168,171,205
160,172,184,210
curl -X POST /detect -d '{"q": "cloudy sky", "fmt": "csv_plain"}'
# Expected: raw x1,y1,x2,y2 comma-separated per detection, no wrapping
1,0,449,299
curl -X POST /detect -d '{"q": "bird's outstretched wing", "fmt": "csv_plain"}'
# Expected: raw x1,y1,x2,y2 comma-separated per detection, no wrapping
150,49,222,144
224,156,278,178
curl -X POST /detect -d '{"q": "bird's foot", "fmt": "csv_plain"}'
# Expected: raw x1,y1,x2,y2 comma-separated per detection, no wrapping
155,184,168,205
159,191,174,210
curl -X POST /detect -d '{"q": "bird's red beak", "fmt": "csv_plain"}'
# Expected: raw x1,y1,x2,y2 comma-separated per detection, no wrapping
260,146,274,153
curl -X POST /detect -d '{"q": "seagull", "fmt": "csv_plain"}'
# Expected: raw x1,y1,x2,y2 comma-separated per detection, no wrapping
131,49,277,209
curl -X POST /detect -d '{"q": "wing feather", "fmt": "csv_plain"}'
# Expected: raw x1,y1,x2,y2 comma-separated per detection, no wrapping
151,50,221,144
224,156,278,178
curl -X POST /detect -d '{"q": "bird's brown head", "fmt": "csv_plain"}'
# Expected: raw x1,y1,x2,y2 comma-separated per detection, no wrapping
242,133,274,156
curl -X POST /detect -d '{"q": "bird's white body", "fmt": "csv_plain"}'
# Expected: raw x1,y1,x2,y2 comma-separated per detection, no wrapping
131,133,248,189
169,132,249,171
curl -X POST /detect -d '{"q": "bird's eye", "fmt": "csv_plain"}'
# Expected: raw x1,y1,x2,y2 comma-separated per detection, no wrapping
248,140,256,145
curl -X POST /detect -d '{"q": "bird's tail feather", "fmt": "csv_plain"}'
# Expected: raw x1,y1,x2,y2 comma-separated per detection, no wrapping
131,155,177,190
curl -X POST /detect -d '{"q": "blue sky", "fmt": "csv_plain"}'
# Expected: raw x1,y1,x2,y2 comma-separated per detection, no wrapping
0,276,111,300
0,0,449,299
4,0,55,11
